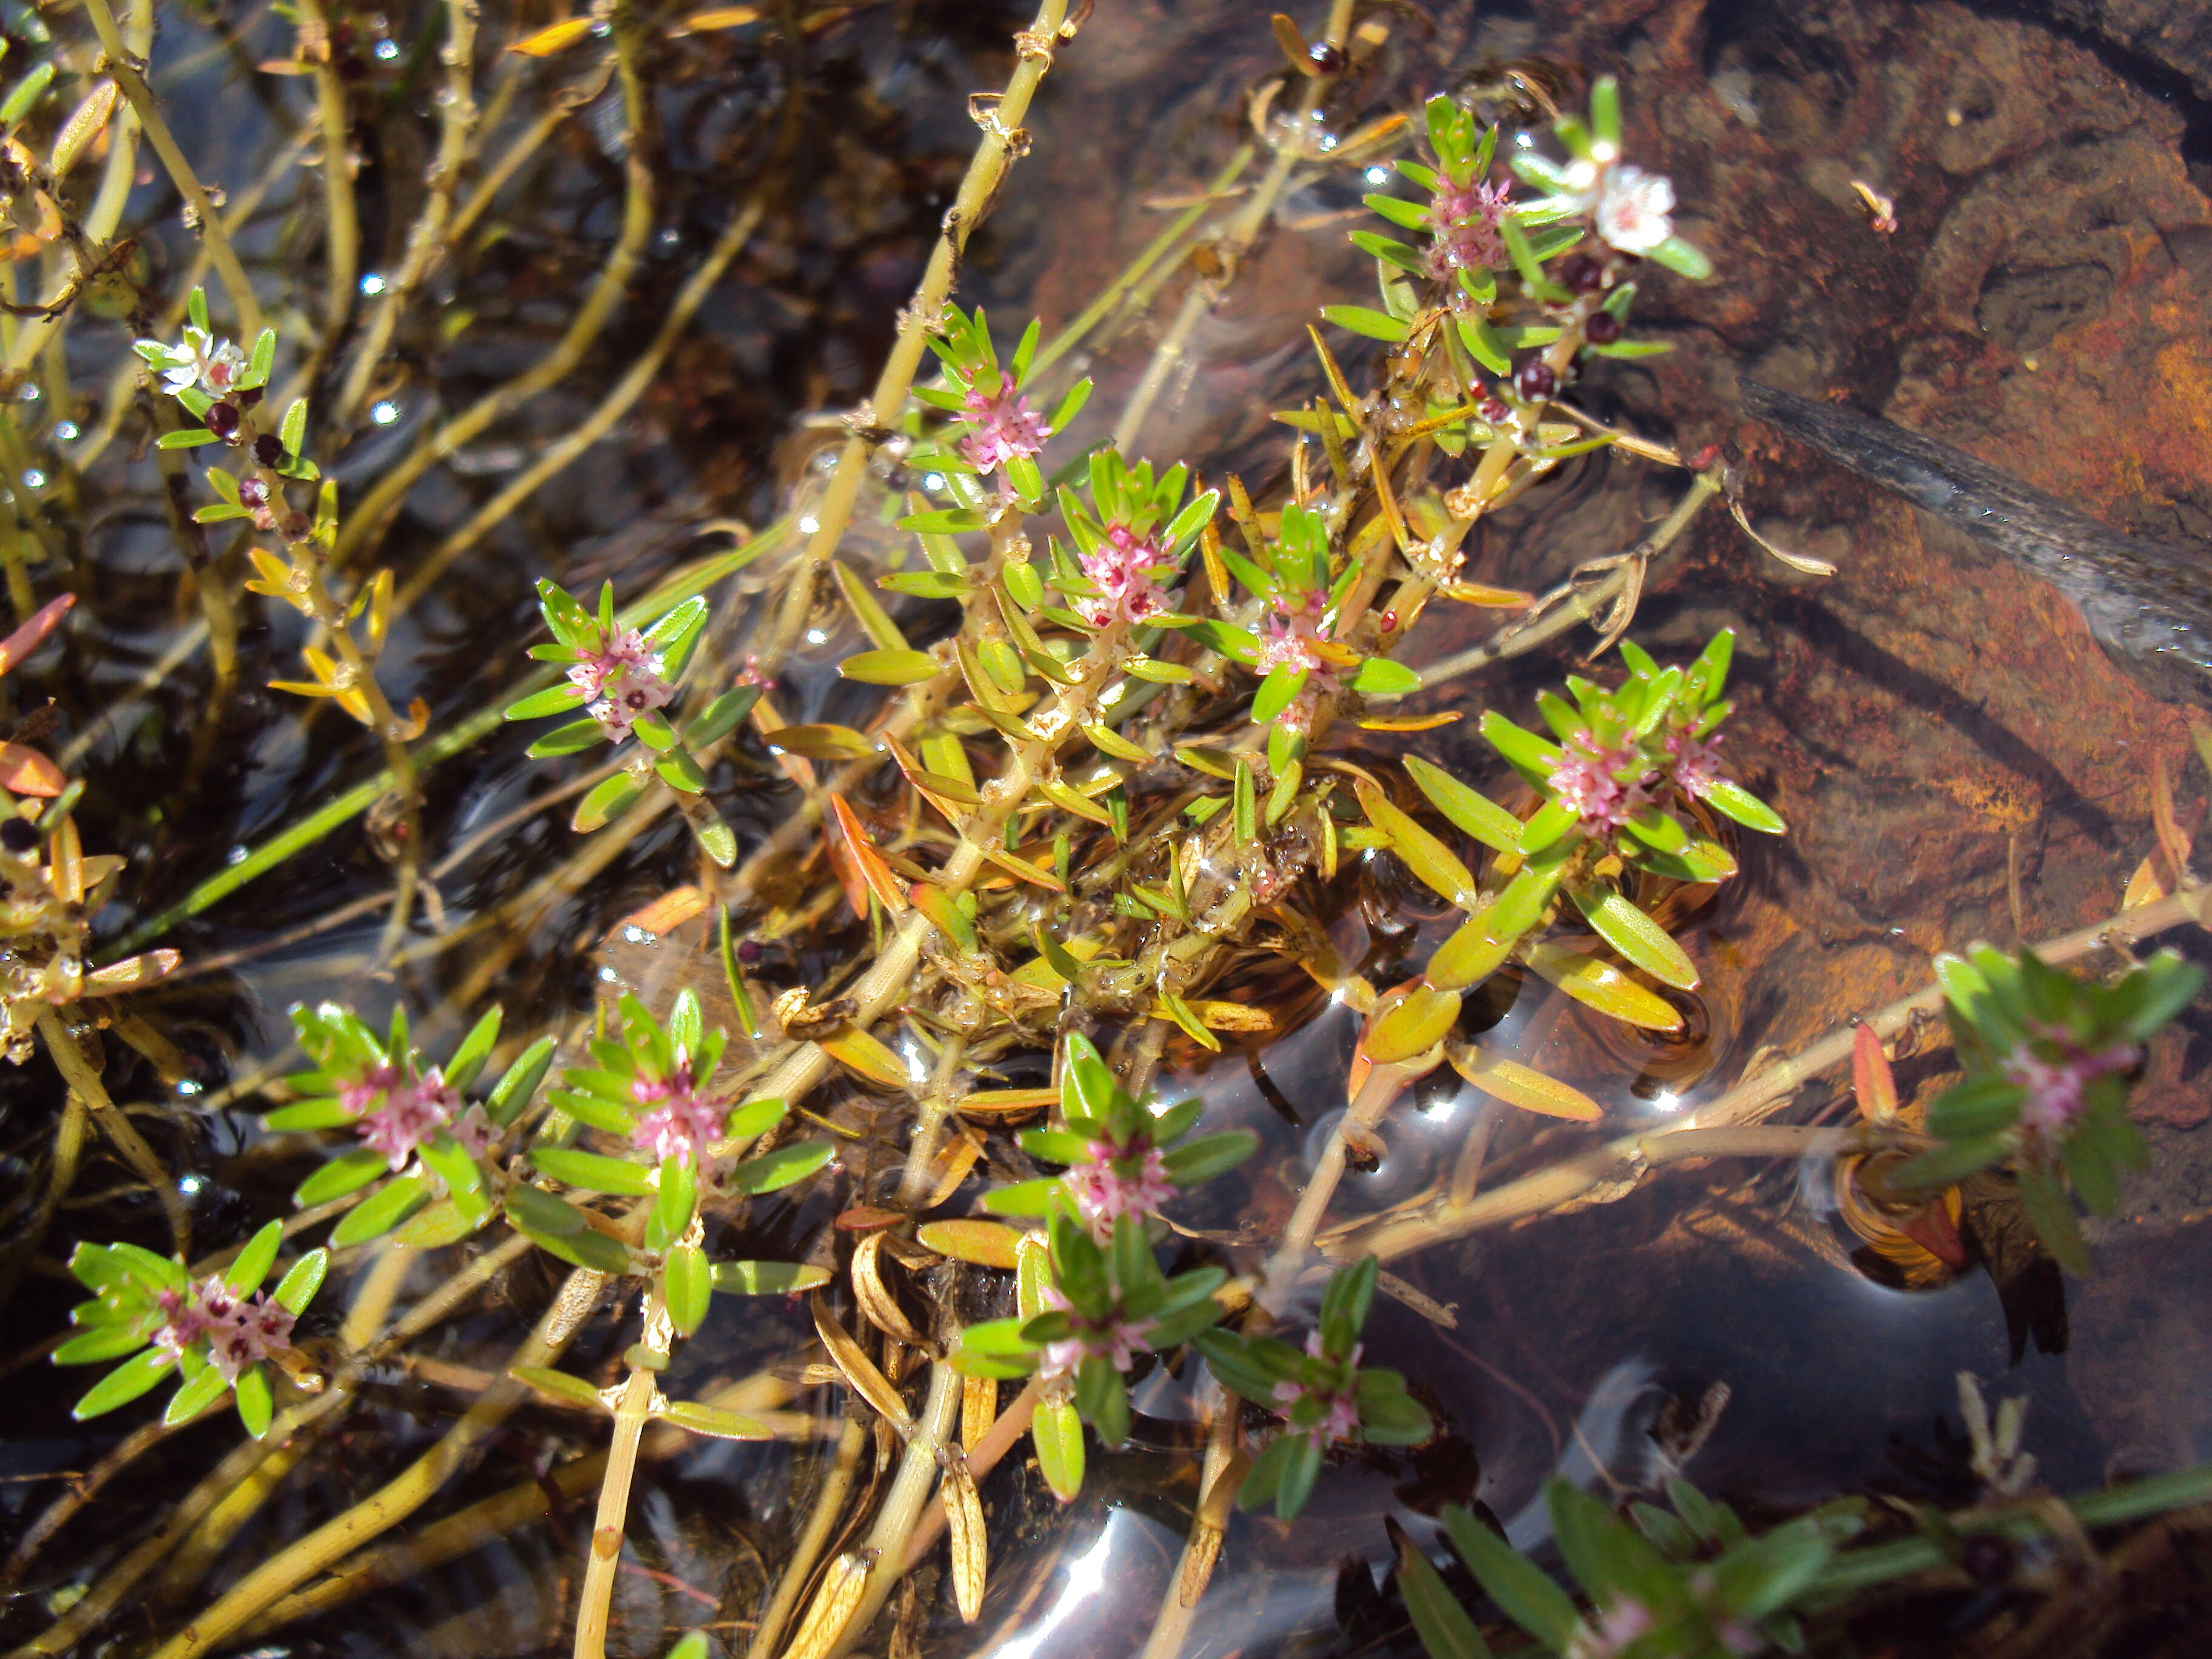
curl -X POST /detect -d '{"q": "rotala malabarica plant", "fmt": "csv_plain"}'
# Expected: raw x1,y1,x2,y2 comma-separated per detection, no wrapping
8,8,2210,1659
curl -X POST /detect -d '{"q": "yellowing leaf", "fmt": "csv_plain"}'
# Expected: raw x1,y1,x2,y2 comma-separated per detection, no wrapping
1354,778,1480,911
816,1025,911,1090
1526,943,1681,1031
509,16,595,55
672,4,762,31
1448,1045,1600,1121
917,1218,1028,1269
1364,984,1461,1065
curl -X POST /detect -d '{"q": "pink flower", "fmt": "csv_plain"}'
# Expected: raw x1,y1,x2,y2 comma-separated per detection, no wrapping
1595,166,1675,255
1062,1136,1176,1243
1546,728,1654,832
337,1060,403,1118
449,1102,498,1158
1272,1332,1362,1445
1073,524,1172,629
569,628,675,743
155,1276,295,1380
1427,176,1513,278
206,1295,295,1381
588,670,674,743
1577,1597,1656,1658
629,1058,724,1167
2003,1025,2139,1138
1036,1285,1153,1384
1253,602,1332,680
357,1080,454,1171
1664,728,1728,800
957,381,1052,474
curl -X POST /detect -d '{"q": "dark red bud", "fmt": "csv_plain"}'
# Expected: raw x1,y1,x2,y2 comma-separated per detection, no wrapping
1478,397,1512,424
203,401,240,440
1307,41,1345,75
1584,311,1624,345
237,477,269,509
253,433,284,468
1560,253,1606,293
281,511,312,542
1515,361,1559,402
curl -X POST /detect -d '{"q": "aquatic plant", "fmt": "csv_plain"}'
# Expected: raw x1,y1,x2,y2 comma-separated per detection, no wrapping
2,5,2208,1659
1897,944,2203,1273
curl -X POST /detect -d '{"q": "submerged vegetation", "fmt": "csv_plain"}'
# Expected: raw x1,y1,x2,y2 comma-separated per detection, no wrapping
0,2,2208,1658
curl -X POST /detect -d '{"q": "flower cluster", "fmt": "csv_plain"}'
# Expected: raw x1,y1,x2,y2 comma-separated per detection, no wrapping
1170,500,1416,754
1485,629,1785,868
155,1275,296,1380
956,1212,1228,1457
908,303,1090,506
1421,1476,1858,1659
504,580,751,867
627,1056,726,1167
1426,170,1513,278
1071,522,1172,629
1194,1257,1430,1520
565,625,674,742
534,989,821,1263
512,585,700,748
983,1032,1255,1241
1045,452,1217,637
1338,79,1707,418
275,1001,546,1249
56,1222,328,1439
139,324,244,398
1899,943,2200,1273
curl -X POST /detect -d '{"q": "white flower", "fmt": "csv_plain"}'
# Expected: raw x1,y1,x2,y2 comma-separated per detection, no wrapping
1595,165,1675,254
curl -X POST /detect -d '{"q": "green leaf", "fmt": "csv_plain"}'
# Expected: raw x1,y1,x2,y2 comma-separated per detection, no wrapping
156,428,221,449
1645,235,1714,280
270,1248,329,1315
730,1139,834,1195
1399,1532,1495,1659
1926,1076,2025,1140
1252,663,1307,725
654,1156,699,1247
1033,1398,1085,1502
1891,1134,2011,1193
1442,1504,1580,1649
331,1173,431,1247
1,59,54,128
1403,757,1521,853
514,1366,610,1409
293,1148,390,1207
532,1147,655,1196
72,1348,175,1420
504,683,590,722
224,1219,284,1295
1321,304,1412,342
2017,1162,2090,1275
712,1259,833,1295
234,1365,275,1437
1571,885,1699,990
1161,1131,1257,1188
1352,657,1421,696
685,685,760,746
526,717,605,758
839,649,940,686
572,772,645,833
665,1242,711,1336
164,1361,231,1426
654,748,708,794
1701,779,1786,834
489,1036,558,1125
52,1323,154,1366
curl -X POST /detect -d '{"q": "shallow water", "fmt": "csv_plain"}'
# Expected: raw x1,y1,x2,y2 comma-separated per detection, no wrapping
4,1,2212,1656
